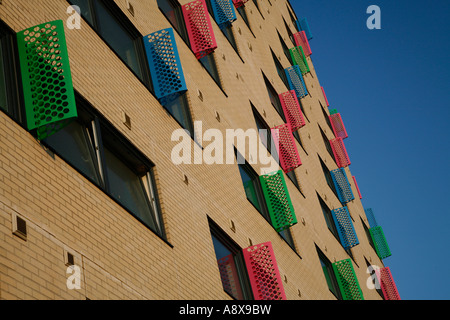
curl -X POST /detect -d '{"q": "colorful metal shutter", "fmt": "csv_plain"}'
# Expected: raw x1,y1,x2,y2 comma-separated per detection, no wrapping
259,170,297,232
217,254,244,300
271,123,302,173
232,0,249,8
329,113,348,139
352,176,362,199
330,137,351,168
211,0,237,29
321,86,329,107
331,207,359,250
182,0,217,59
242,242,286,300
364,208,378,228
376,267,401,300
330,168,355,204
143,28,187,106
298,17,313,40
279,90,306,132
285,65,308,99
289,46,309,75
16,20,77,140
293,31,312,57
329,108,338,115
332,259,364,300
369,226,392,259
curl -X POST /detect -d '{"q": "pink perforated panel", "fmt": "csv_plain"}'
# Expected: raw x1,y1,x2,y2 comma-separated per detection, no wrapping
329,113,348,139
293,31,312,57
232,0,249,8
279,90,306,131
321,86,329,107
182,0,217,59
352,176,362,199
271,123,302,173
376,267,401,300
242,242,286,300
330,137,351,168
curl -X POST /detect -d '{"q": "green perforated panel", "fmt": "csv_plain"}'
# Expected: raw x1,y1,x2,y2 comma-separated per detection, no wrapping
259,170,297,232
17,20,77,140
289,46,309,75
332,259,364,300
369,226,392,259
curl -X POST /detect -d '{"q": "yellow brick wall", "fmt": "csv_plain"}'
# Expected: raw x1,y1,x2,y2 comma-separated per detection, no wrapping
0,0,385,300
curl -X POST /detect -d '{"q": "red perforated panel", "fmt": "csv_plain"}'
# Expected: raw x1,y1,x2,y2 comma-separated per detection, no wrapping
182,0,217,59
330,137,351,168
293,31,312,57
279,90,306,131
271,123,302,173
321,86,329,107
242,242,286,300
232,0,249,8
329,113,348,139
376,267,401,300
352,176,362,199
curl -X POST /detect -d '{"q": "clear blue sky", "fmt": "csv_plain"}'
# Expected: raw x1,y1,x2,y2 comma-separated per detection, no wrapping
290,0,450,300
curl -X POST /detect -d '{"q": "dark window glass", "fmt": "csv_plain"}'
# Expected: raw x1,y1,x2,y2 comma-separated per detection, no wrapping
237,6,251,30
164,93,194,135
43,96,164,237
271,49,289,89
103,147,158,230
0,41,7,112
0,21,22,121
317,248,342,299
320,126,334,159
278,31,293,65
157,0,190,44
238,164,265,214
221,24,238,53
70,0,148,85
45,121,102,185
209,221,253,300
92,0,142,79
199,53,221,86
318,195,339,238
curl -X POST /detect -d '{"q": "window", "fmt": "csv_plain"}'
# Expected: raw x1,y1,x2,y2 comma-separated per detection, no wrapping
44,94,164,237
209,220,253,300
252,104,272,154
361,217,376,250
283,18,295,46
236,155,297,250
164,93,194,136
318,194,339,239
236,5,252,33
237,159,268,215
157,0,190,44
320,125,335,159
199,53,221,87
0,20,23,122
319,156,337,196
278,31,293,65
69,0,151,88
221,24,239,53
320,101,333,131
365,258,384,299
271,49,289,89
317,247,343,299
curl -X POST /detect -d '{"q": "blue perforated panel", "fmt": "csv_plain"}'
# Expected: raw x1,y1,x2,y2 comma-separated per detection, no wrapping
332,207,359,250
299,17,313,40
143,28,187,105
285,65,308,99
330,168,354,204
211,0,237,28
364,208,378,228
